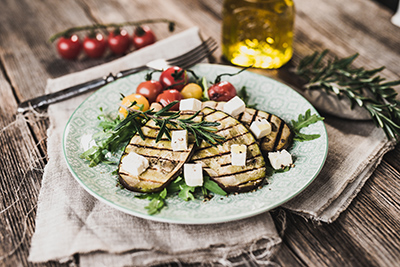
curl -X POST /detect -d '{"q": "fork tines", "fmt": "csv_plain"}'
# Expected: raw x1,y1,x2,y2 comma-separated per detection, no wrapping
167,37,217,69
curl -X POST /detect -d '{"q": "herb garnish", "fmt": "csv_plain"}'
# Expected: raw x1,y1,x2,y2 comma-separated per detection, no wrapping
121,100,226,146
296,50,400,141
136,176,227,215
291,109,324,142
80,107,137,167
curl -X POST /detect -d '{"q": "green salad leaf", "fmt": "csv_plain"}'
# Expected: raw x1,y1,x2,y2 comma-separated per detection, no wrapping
291,109,324,142
136,175,227,215
79,108,137,167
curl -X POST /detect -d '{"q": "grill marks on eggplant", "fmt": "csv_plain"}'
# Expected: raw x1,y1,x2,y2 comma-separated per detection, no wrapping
118,112,202,193
191,107,266,193
202,101,293,154
118,100,292,194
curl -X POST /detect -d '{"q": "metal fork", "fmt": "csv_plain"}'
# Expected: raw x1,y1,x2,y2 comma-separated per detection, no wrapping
17,37,218,113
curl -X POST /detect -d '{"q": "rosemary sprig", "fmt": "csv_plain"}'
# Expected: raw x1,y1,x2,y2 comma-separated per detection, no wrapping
295,50,400,141
118,101,226,146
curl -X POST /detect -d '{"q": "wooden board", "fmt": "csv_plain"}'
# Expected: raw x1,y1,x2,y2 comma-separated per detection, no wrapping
1,0,400,266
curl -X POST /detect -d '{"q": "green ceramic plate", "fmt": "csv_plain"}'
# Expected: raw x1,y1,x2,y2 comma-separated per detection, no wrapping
63,63,328,224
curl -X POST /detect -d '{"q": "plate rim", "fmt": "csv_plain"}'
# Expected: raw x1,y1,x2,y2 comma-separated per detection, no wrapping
62,63,328,225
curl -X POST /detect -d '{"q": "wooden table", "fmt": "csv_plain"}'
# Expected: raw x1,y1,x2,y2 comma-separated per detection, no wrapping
1,0,400,266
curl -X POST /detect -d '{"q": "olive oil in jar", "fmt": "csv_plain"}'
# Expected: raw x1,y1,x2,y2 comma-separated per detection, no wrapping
222,0,295,69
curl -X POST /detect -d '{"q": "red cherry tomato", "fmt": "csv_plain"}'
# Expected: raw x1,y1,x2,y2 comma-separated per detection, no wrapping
136,80,163,103
156,89,182,111
132,26,156,49
159,66,188,91
108,29,130,55
57,35,82,60
207,81,237,102
83,33,107,58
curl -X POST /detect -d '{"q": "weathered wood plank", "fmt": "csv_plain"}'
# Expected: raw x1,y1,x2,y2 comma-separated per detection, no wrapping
0,0,103,266
383,143,400,172
293,0,400,81
271,160,400,267
0,0,400,266
0,0,112,102
0,71,65,266
0,116,50,266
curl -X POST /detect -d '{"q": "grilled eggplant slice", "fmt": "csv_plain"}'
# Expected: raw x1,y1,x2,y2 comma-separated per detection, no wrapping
191,107,266,193
118,112,202,193
202,101,293,154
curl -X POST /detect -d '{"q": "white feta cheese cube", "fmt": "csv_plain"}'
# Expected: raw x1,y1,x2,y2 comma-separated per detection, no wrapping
179,98,202,111
231,144,247,166
268,149,293,170
224,96,246,117
250,119,272,139
184,163,203,186
120,152,149,176
171,130,188,151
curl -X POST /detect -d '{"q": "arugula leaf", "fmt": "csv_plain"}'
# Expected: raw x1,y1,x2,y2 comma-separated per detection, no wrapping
136,188,168,215
146,197,165,215
178,185,196,201
166,176,184,193
291,109,324,142
203,176,227,196
80,107,138,167
168,176,196,201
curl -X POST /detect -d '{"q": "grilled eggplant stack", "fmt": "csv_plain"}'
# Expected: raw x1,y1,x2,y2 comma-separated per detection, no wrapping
191,107,267,193
118,112,202,193
202,101,293,154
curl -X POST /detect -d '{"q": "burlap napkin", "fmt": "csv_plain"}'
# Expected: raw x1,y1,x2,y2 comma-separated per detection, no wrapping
282,115,395,222
28,26,396,265
28,27,281,266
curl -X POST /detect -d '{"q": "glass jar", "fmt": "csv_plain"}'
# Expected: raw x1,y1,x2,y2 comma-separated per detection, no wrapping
222,0,295,69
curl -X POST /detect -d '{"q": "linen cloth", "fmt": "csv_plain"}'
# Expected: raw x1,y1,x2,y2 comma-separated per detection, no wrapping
28,26,395,265
28,27,281,266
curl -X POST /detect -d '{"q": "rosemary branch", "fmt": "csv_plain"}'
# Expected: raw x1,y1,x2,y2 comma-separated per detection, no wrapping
118,101,225,146
295,50,400,141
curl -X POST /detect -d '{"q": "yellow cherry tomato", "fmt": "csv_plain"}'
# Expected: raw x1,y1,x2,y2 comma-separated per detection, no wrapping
118,93,149,118
180,83,203,100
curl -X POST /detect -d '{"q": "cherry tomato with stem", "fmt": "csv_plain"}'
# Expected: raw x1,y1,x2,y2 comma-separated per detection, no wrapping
136,80,163,103
156,89,182,111
207,66,251,101
57,34,82,60
159,66,189,91
108,29,130,55
132,26,156,49
83,33,107,58
208,81,237,102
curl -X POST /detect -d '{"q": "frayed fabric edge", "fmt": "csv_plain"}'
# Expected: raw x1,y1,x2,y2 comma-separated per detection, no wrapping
284,138,396,224
77,235,283,267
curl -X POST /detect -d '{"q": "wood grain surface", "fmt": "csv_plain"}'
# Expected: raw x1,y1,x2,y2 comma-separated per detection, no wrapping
1,0,400,266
